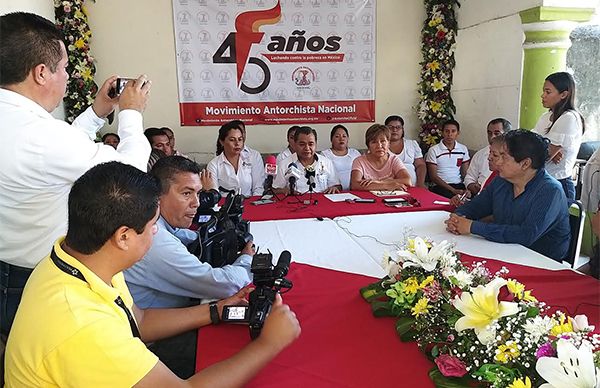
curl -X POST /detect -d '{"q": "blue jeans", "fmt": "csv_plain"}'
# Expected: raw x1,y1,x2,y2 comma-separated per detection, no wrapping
0,261,33,336
558,178,576,201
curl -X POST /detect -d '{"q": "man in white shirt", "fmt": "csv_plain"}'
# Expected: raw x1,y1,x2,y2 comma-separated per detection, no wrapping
463,118,511,196
0,12,152,337
426,119,471,198
273,127,342,194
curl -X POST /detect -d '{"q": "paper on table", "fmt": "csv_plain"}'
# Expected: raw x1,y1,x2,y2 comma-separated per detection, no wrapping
370,190,409,197
324,193,361,202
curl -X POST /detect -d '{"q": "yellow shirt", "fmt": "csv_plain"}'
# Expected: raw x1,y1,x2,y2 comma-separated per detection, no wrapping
5,239,158,387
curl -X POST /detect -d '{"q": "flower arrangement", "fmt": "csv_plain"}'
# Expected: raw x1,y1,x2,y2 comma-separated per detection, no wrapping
417,0,459,149
360,236,600,388
54,0,98,123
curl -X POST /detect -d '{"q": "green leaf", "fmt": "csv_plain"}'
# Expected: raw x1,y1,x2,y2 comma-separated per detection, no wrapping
395,316,416,335
371,300,396,317
431,345,439,358
428,368,479,388
526,306,540,318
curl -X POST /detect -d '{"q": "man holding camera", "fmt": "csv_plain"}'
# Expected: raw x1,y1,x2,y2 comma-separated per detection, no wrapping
0,12,151,339
5,161,300,387
125,156,254,309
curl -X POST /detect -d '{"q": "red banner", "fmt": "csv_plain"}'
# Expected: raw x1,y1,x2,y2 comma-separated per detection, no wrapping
179,100,375,126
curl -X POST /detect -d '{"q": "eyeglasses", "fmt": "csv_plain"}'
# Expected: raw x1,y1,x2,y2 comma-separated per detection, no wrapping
388,125,403,130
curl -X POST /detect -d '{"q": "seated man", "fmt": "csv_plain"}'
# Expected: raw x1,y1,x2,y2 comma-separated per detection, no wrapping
445,130,570,262
426,119,471,198
273,126,342,194
145,127,174,156
5,161,300,387
125,156,253,309
462,118,511,196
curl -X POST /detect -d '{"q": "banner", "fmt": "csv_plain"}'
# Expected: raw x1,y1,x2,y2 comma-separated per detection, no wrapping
172,0,376,126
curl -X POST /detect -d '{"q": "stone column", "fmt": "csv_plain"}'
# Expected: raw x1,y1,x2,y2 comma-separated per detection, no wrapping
519,6,595,129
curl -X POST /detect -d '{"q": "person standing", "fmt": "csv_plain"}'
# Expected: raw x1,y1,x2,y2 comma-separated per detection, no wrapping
0,12,152,337
321,124,361,191
532,72,585,200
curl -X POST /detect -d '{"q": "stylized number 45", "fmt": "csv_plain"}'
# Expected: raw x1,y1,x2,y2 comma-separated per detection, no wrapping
213,33,271,95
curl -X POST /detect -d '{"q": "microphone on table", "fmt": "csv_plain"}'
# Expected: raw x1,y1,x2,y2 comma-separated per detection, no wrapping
305,165,316,192
263,155,278,192
284,162,302,194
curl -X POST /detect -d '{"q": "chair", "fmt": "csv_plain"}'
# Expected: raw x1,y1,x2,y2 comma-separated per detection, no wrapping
565,200,586,268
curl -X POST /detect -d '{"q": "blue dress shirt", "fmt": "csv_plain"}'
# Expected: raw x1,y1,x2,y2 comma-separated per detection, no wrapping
455,168,570,261
124,217,252,308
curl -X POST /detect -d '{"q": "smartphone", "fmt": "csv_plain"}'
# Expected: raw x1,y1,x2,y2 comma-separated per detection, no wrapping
251,199,274,206
108,77,135,98
382,198,407,204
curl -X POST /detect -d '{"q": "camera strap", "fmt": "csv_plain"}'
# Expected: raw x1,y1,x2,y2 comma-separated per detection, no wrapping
50,248,141,339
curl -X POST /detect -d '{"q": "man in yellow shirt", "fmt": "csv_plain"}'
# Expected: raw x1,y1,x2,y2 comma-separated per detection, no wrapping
5,161,300,387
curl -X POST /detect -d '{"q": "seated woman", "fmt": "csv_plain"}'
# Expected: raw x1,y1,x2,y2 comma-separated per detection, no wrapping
350,124,411,191
207,121,265,197
101,133,120,149
445,129,570,262
321,124,361,191
385,115,426,187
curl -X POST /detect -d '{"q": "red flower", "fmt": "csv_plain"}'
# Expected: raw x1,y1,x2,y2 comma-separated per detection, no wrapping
436,31,446,40
434,354,468,377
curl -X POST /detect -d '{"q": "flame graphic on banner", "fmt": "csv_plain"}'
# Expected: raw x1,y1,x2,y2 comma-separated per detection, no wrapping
234,0,281,85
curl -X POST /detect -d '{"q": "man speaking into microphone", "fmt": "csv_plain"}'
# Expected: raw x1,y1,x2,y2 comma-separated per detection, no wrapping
273,127,342,194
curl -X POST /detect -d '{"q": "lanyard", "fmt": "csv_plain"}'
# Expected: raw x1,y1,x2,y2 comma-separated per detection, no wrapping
50,248,141,339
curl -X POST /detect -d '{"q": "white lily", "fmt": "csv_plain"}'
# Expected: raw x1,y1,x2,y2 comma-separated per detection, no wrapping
572,315,596,333
536,339,600,388
399,237,450,272
453,277,519,344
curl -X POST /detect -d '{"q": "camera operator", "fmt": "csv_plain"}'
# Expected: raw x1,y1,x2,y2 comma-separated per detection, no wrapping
0,12,151,340
125,156,253,309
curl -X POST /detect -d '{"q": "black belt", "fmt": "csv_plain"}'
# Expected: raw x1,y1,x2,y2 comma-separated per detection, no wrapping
50,248,141,339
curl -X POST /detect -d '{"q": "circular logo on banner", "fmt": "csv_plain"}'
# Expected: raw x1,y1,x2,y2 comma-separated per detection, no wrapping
292,66,315,88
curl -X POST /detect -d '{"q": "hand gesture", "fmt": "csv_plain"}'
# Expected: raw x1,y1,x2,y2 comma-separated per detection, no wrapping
257,294,300,351
119,74,152,112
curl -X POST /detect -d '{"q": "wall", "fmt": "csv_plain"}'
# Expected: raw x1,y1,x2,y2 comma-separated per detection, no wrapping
85,0,425,162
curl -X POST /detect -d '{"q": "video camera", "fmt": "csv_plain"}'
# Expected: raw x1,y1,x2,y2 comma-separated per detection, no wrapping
222,250,293,339
189,188,252,268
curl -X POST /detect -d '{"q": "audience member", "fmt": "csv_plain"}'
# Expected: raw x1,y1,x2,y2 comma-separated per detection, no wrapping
532,72,584,200
207,121,265,196
5,161,299,387
277,125,300,163
321,124,361,190
385,115,426,187
147,148,168,171
450,134,505,207
426,119,471,198
350,124,411,191
101,132,120,149
274,126,341,194
161,126,187,157
446,130,570,261
145,127,174,156
0,12,151,338
463,118,512,196
125,156,253,309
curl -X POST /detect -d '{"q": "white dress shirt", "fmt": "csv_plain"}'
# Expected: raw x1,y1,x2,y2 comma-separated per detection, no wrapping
395,139,423,186
533,110,583,180
274,153,341,193
0,88,151,268
463,146,492,189
207,146,265,197
276,147,293,164
320,148,361,190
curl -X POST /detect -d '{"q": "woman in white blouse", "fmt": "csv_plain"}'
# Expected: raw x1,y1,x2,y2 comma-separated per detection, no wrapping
533,72,585,200
207,121,265,197
321,124,361,190
384,115,426,187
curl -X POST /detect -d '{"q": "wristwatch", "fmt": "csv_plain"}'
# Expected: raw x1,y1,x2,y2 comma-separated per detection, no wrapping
209,301,220,325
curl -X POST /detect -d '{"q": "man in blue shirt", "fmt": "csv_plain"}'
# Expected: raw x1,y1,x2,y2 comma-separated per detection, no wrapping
125,156,253,309
445,130,570,262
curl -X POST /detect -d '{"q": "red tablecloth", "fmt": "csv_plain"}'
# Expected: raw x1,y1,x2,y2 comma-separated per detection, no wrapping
196,260,600,387
241,187,454,222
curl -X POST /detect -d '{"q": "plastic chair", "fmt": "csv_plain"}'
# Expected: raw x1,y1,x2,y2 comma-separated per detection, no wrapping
566,200,586,268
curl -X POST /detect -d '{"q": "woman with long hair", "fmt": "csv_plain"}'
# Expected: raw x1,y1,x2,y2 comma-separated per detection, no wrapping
207,121,265,196
532,72,585,200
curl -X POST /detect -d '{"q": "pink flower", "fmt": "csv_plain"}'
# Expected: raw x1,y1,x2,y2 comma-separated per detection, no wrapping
535,342,556,359
434,354,468,377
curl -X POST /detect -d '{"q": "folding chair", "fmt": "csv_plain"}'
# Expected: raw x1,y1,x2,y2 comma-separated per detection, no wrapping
566,200,586,268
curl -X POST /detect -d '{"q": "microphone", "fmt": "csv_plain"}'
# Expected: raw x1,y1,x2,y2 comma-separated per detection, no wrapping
284,162,302,194
305,165,316,192
263,155,277,191
273,250,291,279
